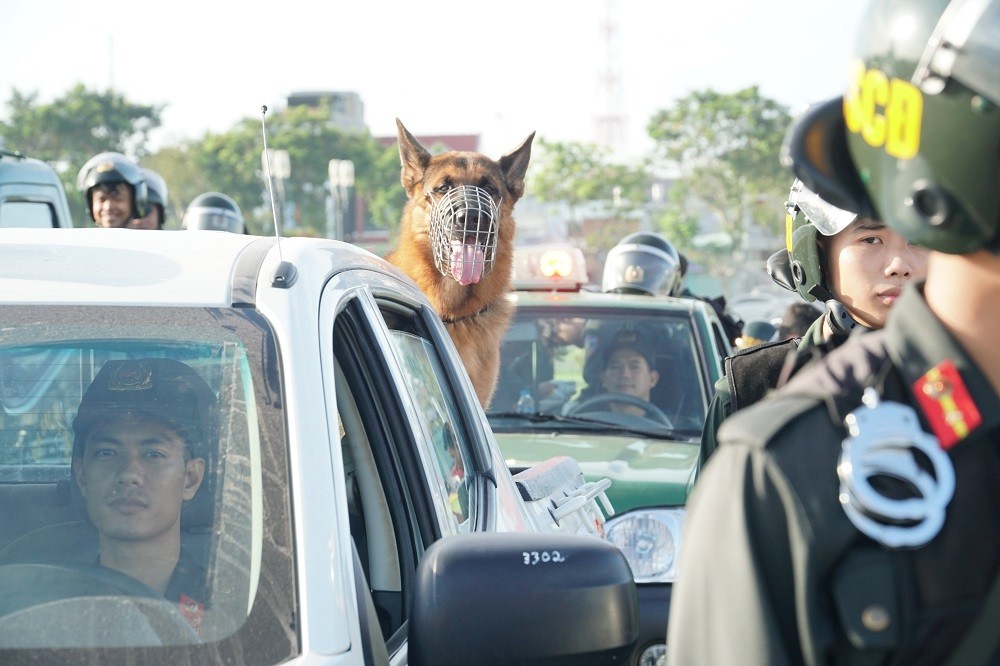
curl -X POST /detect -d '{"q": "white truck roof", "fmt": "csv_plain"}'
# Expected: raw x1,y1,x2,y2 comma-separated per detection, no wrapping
0,228,392,306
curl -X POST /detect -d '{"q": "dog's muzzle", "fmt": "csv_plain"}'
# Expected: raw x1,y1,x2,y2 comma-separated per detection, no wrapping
428,185,500,286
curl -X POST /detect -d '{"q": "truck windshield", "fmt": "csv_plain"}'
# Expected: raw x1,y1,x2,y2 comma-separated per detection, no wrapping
490,308,709,435
0,305,296,660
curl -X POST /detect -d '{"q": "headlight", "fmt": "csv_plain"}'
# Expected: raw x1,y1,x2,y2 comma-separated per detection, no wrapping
605,507,685,583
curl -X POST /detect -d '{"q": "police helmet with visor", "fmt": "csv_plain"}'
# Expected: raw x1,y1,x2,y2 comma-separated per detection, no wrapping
602,231,683,297
183,192,245,233
767,178,859,303
782,0,1000,255
76,152,150,221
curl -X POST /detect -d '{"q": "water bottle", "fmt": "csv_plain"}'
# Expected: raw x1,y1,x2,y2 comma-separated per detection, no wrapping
515,388,536,414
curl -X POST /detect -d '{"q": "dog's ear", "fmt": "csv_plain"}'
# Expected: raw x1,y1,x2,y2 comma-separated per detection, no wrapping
498,131,535,201
396,118,431,194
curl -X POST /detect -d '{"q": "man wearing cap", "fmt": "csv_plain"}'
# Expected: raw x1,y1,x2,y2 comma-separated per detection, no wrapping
597,328,661,418
72,358,216,627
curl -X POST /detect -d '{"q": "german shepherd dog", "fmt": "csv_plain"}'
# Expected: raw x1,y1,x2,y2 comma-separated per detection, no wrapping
387,119,534,409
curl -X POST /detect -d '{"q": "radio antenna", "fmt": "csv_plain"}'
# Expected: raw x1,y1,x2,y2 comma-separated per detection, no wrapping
261,105,297,288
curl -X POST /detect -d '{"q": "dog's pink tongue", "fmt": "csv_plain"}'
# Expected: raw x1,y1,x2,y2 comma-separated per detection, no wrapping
450,242,485,285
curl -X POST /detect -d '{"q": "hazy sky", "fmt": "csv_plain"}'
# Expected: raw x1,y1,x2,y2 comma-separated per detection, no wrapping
1,0,872,159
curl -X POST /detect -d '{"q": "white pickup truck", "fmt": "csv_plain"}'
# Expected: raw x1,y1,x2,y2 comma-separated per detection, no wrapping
0,150,74,228
0,229,635,665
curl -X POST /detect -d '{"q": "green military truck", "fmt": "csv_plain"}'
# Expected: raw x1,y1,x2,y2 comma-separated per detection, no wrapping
490,243,733,666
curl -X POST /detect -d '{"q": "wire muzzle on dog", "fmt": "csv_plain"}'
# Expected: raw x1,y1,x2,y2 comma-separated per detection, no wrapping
428,185,500,286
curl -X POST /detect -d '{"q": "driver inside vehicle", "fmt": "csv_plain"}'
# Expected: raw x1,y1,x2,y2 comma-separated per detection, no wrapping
596,328,660,417
71,358,217,629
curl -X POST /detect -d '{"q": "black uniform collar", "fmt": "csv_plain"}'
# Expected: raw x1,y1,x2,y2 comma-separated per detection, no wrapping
884,280,1000,439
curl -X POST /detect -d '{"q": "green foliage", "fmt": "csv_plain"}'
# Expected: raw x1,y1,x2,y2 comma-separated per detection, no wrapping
141,145,205,228
528,137,649,243
647,86,791,263
180,105,402,236
0,85,162,163
0,86,403,237
0,85,163,218
652,180,701,248
0,83,791,270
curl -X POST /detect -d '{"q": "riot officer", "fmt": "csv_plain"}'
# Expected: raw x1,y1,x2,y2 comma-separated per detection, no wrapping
699,178,927,466
669,0,1000,664
182,192,245,234
601,231,683,297
128,168,169,230
76,152,149,228
603,231,745,344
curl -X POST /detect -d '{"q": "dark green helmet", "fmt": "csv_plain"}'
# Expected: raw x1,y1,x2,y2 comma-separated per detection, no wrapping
768,179,858,303
783,0,1000,255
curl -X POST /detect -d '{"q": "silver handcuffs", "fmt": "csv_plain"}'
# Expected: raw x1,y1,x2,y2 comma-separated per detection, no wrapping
837,388,955,549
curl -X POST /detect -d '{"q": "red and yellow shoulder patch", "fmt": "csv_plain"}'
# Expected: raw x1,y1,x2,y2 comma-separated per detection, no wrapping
913,359,982,450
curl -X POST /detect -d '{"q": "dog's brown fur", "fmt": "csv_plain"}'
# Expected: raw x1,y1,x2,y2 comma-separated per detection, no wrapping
387,119,534,409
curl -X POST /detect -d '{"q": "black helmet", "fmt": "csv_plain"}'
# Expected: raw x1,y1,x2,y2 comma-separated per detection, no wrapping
782,0,1000,255
768,178,858,303
140,168,168,227
602,231,682,297
183,192,245,233
76,151,150,220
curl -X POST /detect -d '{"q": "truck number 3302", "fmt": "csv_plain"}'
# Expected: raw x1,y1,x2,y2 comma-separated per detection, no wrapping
522,550,566,565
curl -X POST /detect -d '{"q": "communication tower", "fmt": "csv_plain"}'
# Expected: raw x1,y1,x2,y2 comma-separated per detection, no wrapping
595,0,626,156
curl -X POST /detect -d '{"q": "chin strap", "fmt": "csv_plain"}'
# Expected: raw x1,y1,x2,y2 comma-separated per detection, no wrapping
825,300,870,338
806,284,870,338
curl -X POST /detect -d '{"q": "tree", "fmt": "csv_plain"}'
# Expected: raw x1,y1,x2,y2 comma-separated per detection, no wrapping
0,85,162,193
528,137,649,242
646,87,791,286
0,85,163,162
527,138,653,277
166,104,402,236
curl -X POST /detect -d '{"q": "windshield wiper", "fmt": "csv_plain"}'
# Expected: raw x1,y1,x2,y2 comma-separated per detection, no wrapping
487,411,687,441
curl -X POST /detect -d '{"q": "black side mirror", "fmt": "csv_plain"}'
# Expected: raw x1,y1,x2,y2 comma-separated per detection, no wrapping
409,532,638,665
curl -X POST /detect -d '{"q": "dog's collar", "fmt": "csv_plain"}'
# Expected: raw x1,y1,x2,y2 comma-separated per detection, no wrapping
441,304,489,324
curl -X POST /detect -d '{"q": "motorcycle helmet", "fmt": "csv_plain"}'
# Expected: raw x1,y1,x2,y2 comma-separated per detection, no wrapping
140,168,169,228
602,231,682,297
183,192,245,233
76,151,150,220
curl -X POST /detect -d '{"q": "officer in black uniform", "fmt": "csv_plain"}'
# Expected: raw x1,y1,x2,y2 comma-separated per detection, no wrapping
668,0,1000,663
72,358,217,633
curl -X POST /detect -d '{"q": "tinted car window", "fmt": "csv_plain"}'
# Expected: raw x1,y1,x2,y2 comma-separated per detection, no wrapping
0,305,296,662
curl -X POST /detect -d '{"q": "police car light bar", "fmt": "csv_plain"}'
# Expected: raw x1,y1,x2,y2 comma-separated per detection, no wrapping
511,244,589,291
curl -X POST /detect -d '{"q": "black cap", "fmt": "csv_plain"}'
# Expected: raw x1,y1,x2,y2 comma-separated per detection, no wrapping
72,358,219,459
603,327,656,369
